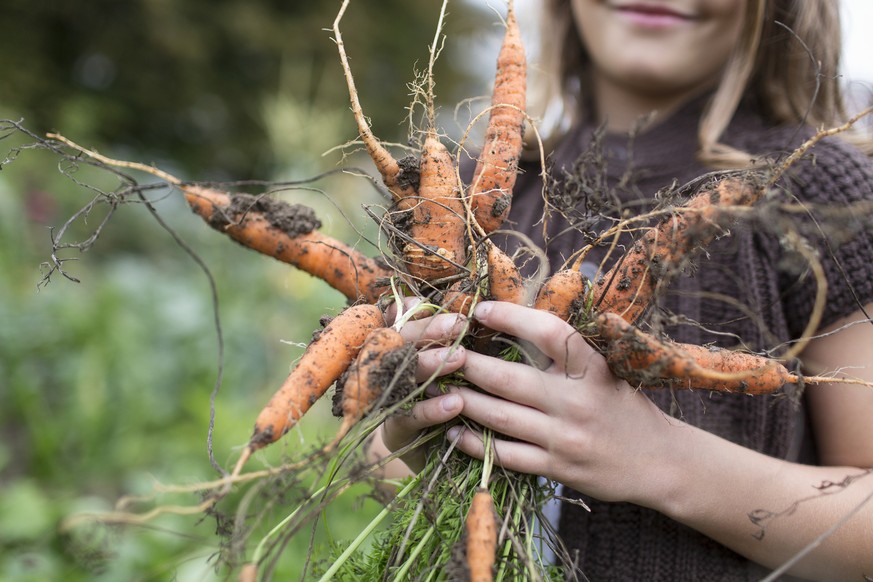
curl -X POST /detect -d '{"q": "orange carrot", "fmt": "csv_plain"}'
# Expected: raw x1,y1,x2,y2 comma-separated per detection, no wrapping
533,268,590,323
247,303,385,452
484,241,525,304
332,327,411,443
442,279,477,316
468,2,526,234
184,186,391,304
466,487,498,582
595,311,796,394
400,132,468,282
595,176,762,323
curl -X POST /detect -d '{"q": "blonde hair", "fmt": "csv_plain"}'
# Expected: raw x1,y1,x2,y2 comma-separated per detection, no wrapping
535,0,870,167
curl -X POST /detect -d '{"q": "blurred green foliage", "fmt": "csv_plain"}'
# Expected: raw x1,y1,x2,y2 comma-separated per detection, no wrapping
0,0,501,578
0,0,488,180
0,130,389,579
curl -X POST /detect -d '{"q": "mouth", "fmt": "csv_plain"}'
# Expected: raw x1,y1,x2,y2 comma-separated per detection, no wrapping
611,3,695,26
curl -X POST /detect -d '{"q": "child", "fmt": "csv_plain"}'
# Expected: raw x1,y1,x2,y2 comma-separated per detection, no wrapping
375,0,873,578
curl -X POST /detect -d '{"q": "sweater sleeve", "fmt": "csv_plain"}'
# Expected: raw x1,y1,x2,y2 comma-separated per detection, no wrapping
773,135,873,338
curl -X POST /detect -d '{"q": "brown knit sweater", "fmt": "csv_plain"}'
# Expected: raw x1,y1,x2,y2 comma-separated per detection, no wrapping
500,96,873,580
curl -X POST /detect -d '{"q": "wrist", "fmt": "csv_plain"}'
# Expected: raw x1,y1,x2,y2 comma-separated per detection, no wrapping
629,413,703,517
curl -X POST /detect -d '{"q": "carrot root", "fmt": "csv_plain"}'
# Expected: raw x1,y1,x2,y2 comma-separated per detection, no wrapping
400,133,468,282
466,487,498,582
595,311,795,394
184,186,390,303
484,241,525,304
330,327,413,446
248,304,385,452
533,268,590,323
595,176,762,323
468,1,526,234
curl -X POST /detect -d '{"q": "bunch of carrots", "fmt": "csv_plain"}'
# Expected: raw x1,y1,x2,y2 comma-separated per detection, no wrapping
49,0,873,578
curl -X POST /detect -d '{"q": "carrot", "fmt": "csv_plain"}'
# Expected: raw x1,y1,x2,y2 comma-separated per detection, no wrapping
594,311,796,394
247,303,385,453
184,186,391,304
331,327,412,444
400,132,468,282
484,241,525,304
594,176,762,323
466,487,498,582
441,279,477,315
437,241,523,315
533,268,590,323
468,1,526,234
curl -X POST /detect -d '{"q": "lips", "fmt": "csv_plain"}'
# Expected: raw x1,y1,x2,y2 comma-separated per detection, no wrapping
613,2,693,19
610,2,696,27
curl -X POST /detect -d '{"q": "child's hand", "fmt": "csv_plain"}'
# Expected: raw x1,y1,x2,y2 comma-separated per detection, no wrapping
445,301,678,506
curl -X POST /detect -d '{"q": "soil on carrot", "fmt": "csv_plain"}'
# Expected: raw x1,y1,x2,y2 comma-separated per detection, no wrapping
396,155,422,192
208,193,322,237
331,341,417,416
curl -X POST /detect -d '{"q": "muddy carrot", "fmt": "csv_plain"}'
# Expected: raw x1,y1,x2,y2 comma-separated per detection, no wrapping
441,279,477,315
595,311,795,394
400,132,468,282
533,268,590,323
332,327,411,444
246,303,385,456
466,487,498,582
184,186,391,304
484,241,525,304
595,176,762,323
468,1,526,234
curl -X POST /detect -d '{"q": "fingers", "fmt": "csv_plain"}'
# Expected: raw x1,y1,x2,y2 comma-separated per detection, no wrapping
458,351,550,410
451,381,550,443
446,424,548,477
415,344,466,382
381,390,463,454
473,302,593,376
399,312,468,347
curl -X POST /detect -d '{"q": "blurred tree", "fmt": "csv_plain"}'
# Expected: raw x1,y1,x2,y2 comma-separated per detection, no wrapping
0,0,487,180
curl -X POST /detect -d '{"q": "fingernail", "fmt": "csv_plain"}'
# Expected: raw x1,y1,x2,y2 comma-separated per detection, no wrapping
441,394,461,411
473,301,493,320
425,383,441,397
447,426,462,440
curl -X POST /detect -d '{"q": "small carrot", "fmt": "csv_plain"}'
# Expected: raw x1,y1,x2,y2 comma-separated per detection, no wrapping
468,1,526,234
533,268,590,323
184,186,391,304
331,327,412,444
594,311,795,394
595,176,762,323
400,132,468,282
247,303,385,454
441,279,477,316
466,487,498,582
484,241,525,304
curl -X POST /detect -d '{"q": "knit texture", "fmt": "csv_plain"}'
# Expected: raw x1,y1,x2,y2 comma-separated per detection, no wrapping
501,96,873,580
